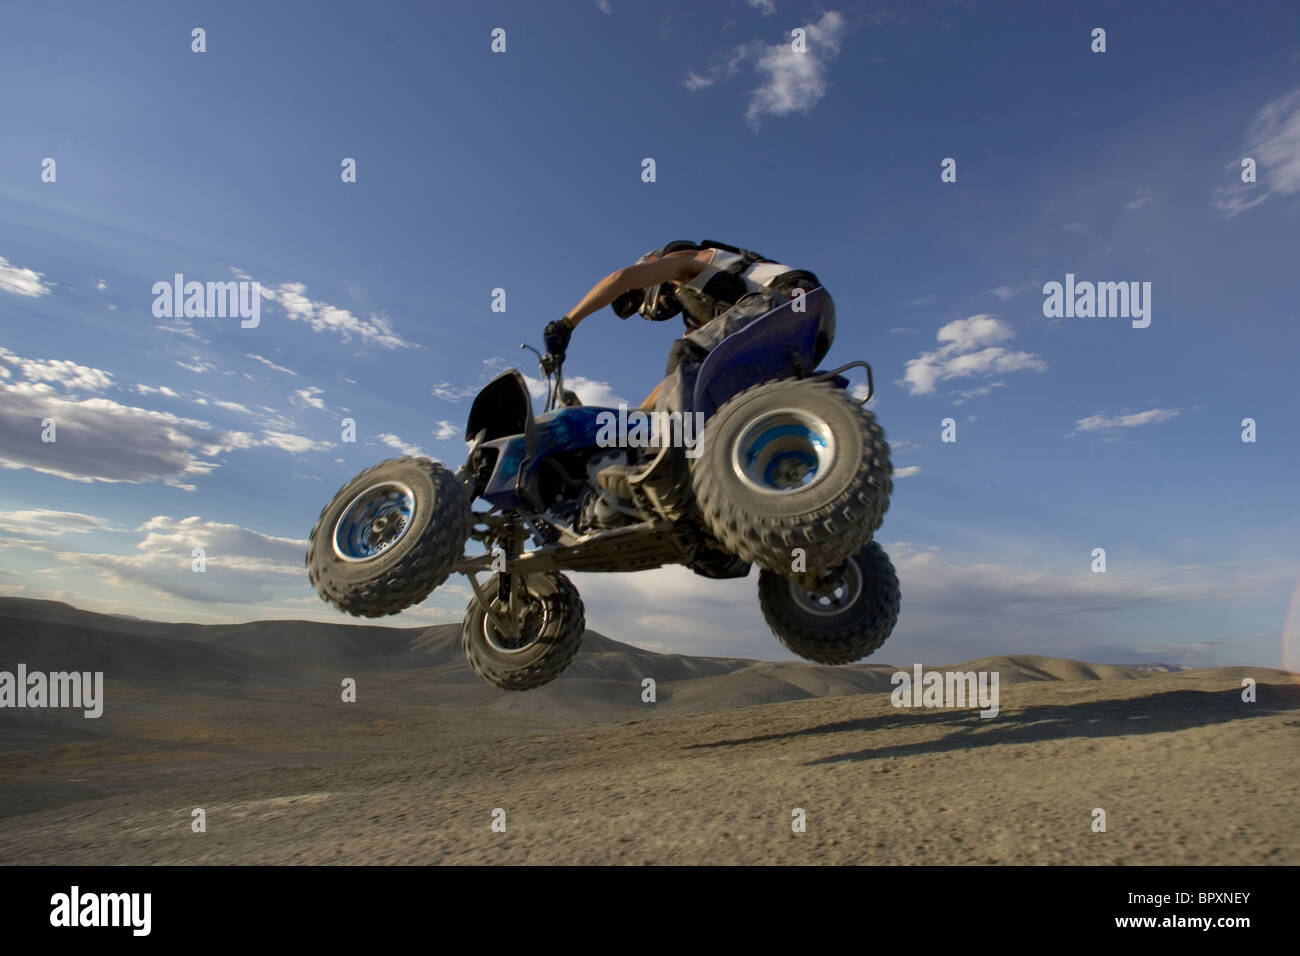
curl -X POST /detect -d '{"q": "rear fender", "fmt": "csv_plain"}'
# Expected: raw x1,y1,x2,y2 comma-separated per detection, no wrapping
692,287,834,420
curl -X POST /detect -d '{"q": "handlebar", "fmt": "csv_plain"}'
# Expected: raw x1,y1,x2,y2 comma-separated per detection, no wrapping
520,342,564,413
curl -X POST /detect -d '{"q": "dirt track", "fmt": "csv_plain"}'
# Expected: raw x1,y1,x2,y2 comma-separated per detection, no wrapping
2,668,1296,865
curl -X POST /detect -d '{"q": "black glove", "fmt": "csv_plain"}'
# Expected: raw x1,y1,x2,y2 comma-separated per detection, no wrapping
543,318,573,359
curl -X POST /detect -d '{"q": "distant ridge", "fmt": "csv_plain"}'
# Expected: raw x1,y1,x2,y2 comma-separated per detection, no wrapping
0,596,1205,720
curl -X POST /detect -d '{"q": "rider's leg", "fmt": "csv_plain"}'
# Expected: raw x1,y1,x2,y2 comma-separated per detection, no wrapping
638,380,664,412
599,292,782,497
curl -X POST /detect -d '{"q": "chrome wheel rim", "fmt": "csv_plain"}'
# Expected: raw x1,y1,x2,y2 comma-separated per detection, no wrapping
332,481,416,562
731,407,835,494
790,559,862,617
482,595,549,654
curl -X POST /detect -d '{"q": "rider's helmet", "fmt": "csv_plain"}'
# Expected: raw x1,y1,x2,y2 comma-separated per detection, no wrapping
610,240,700,321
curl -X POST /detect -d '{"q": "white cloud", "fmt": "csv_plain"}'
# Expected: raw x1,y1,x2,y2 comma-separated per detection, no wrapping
0,384,228,488
176,359,222,374
22,515,309,605
901,315,1046,396
745,11,848,128
292,386,326,410
0,347,113,391
596,0,611,12
684,42,757,92
432,421,460,440
0,348,331,488
1215,87,1300,217
258,279,412,348
893,465,920,478
682,10,849,127
247,353,298,376
431,382,480,402
564,376,628,408
1071,408,1179,435
573,538,1281,665
0,509,123,536
936,314,1013,352
134,384,180,398
952,382,1004,405
1124,193,1154,211
212,399,253,415
94,279,107,291
989,283,1035,301
259,431,332,453
155,321,207,343
684,71,715,91
378,433,423,457
436,358,627,410
0,256,52,297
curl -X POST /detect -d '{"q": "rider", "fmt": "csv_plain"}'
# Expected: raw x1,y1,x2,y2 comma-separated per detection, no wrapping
542,240,831,496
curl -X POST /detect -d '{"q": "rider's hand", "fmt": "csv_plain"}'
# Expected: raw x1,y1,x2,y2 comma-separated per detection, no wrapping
543,318,573,359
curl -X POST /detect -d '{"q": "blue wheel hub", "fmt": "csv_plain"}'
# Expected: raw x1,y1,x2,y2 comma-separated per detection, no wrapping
332,481,416,562
731,408,836,493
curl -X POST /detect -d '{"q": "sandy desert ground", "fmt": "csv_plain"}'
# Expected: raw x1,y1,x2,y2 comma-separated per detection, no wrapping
1,597,1296,865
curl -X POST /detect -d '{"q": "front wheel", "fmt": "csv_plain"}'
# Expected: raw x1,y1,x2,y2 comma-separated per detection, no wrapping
758,541,900,664
462,573,585,690
307,456,470,617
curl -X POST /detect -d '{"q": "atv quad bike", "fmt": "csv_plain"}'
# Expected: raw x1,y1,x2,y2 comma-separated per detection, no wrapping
307,288,899,690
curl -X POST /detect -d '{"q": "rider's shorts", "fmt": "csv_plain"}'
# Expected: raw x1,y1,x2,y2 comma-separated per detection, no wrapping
655,288,835,417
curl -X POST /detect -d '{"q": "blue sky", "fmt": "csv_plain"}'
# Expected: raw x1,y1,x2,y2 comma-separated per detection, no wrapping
1,0,1297,670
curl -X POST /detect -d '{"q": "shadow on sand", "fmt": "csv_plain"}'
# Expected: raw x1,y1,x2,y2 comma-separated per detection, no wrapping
682,684,1300,765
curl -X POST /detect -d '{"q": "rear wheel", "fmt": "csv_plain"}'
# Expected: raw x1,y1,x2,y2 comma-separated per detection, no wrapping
462,573,585,690
758,541,900,664
691,379,892,573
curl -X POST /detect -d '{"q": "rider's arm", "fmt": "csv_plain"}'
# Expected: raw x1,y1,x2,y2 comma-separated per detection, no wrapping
562,250,711,329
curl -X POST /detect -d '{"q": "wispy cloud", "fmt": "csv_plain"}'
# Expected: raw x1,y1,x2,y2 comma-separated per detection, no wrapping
256,278,413,349
247,353,298,376
0,509,124,537
134,384,180,398
256,431,332,454
378,433,424,457
291,386,326,410
953,382,1004,405
1070,408,1179,435
1124,191,1154,211
175,358,225,375
431,382,480,402
989,283,1034,301
15,515,308,605
155,320,208,344
1215,88,1300,217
